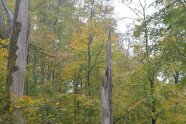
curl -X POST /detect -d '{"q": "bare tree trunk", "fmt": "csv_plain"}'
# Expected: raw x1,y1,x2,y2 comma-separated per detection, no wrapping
6,0,29,123
149,78,156,124
0,2,4,37
87,34,92,96
74,73,81,123
7,0,29,97
101,28,112,124
173,71,179,84
1,0,14,36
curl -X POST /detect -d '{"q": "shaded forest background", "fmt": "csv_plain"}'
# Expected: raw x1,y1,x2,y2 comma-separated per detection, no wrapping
0,0,186,123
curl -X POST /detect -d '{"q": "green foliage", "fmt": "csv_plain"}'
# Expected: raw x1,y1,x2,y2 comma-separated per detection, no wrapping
0,39,16,123
0,0,186,123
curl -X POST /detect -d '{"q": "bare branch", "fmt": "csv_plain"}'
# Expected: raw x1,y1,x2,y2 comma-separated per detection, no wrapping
89,42,104,73
113,98,147,124
122,2,142,18
1,0,14,23
175,44,186,58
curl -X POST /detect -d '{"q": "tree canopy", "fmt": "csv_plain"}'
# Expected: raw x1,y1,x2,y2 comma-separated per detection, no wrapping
0,0,185,124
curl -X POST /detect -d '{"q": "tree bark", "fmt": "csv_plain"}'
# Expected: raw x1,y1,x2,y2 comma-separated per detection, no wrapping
87,34,92,96
73,73,81,123
0,2,4,37
101,28,112,124
7,0,29,97
173,71,179,84
5,0,29,123
150,78,156,124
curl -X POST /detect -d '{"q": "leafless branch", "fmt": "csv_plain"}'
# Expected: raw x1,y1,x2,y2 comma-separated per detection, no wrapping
1,0,13,23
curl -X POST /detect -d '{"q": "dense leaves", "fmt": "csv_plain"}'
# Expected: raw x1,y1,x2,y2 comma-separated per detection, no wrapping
0,0,185,124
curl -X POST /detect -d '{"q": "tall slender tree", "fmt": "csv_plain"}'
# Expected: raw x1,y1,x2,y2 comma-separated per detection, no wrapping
101,27,112,124
6,0,29,109
0,0,14,36
7,0,29,97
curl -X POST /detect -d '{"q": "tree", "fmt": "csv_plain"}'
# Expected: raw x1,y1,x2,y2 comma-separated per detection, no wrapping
7,0,29,97
6,0,29,123
101,27,112,124
0,0,14,36
122,0,158,123
0,0,185,123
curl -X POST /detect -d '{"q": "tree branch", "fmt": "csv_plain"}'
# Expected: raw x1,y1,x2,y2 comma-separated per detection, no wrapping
1,0,14,24
175,44,186,58
29,43,56,58
89,42,104,73
113,98,147,124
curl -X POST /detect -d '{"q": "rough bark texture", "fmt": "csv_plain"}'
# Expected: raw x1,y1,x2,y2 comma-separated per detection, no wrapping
101,28,112,124
7,0,29,98
5,0,29,123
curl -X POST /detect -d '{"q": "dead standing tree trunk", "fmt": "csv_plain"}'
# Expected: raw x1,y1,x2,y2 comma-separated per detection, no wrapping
6,0,29,118
7,0,29,98
0,0,29,123
101,28,112,124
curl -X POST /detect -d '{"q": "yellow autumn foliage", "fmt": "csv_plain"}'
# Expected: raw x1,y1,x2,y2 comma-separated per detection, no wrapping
0,39,8,59
0,38,8,81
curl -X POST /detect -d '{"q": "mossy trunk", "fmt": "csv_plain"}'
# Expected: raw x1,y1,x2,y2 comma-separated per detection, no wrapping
7,0,29,98
6,0,29,123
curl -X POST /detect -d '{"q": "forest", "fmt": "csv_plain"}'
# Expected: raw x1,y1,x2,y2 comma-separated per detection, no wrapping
0,0,185,124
